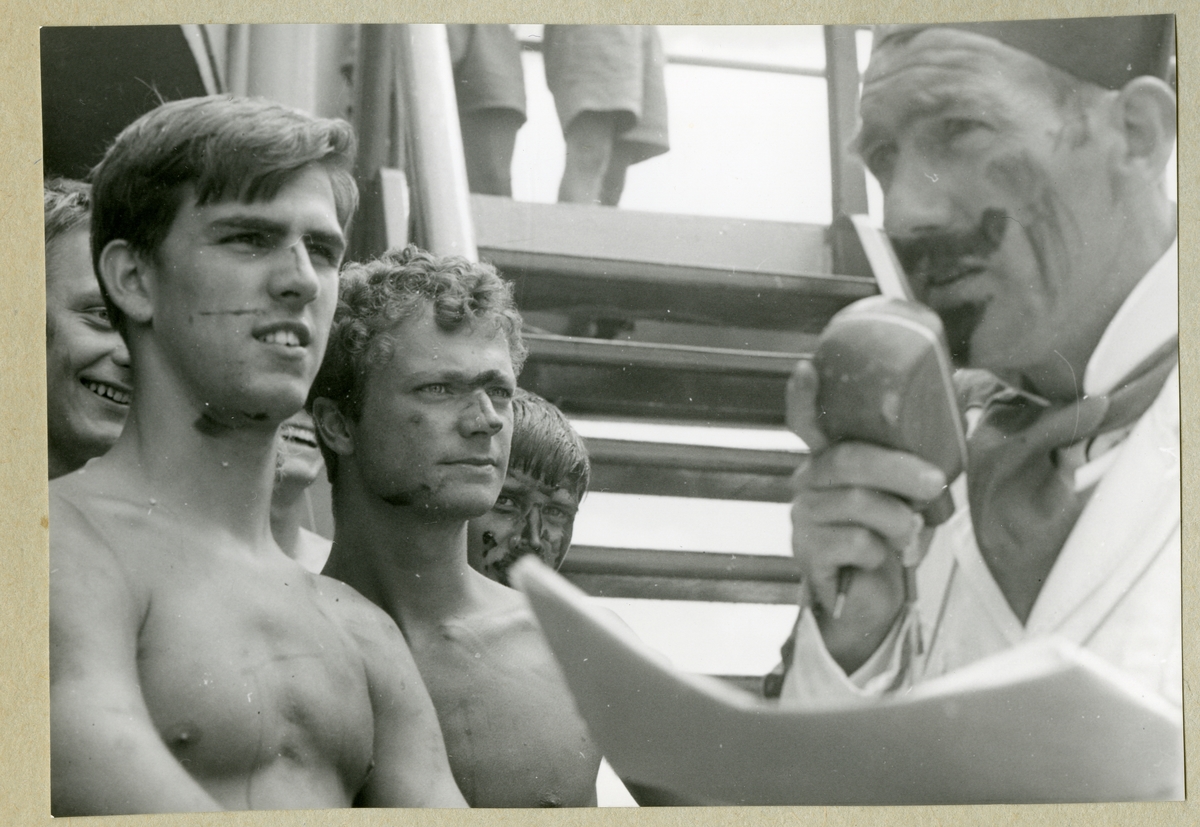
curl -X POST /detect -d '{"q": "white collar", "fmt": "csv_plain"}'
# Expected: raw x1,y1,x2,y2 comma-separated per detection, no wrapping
1083,239,1178,397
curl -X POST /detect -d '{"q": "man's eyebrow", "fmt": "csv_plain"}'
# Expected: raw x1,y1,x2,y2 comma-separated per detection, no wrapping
412,368,515,387
303,227,347,252
505,476,580,503
545,492,580,508
207,216,346,249
208,215,289,235
71,290,105,307
852,93,971,157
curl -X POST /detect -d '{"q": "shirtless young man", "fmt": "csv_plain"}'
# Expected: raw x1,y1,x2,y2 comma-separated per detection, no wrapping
44,178,131,479
49,96,466,815
310,245,603,807
271,409,334,573
466,388,588,586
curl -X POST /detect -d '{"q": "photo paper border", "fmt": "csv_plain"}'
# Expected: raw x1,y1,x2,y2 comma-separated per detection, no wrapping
3,1,1194,825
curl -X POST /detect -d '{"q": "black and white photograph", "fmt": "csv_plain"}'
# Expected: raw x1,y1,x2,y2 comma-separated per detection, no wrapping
21,7,1187,819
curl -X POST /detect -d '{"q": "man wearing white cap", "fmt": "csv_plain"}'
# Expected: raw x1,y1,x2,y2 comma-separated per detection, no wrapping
784,15,1179,711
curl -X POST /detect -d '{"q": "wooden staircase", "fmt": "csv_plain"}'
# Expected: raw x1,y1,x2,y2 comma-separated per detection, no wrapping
470,192,878,613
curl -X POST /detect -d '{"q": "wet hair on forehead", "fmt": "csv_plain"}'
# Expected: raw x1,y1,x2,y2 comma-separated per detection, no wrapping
309,244,527,482
44,177,91,248
88,95,358,340
509,388,590,502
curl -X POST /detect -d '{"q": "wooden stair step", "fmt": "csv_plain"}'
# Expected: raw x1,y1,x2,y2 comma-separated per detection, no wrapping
559,546,802,605
475,194,877,333
585,437,802,502
522,333,808,425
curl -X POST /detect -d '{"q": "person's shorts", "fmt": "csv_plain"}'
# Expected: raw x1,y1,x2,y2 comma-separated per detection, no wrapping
448,23,527,119
542,25,669,162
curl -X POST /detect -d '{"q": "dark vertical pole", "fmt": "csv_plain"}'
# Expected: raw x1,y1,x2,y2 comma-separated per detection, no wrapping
351,24,395,189
824,25,870,275
347,24,399,260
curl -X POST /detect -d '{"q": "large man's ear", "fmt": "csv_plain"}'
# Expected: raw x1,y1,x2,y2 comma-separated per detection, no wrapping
311,397,356,458
1115,76,1176,181
97,240,155,326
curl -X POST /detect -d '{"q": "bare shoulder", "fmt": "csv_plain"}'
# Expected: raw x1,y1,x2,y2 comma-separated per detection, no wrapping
307,575,422,678
49,471,142,597
50,467,105,537
476,575,543,630
51,464,144,549
451,581,560,658
49,471,150,682
307,575,467,807
310,575,401,642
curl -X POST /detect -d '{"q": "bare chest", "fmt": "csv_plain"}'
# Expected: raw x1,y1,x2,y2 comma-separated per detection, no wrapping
135,562,375,803
412,621,600,807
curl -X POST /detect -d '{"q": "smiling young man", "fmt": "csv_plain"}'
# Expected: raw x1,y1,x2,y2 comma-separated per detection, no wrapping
44,178,131,478
49,96,466,815
311,245,603,807
783,14,1180,728
271,409,334,573
466,388,589,586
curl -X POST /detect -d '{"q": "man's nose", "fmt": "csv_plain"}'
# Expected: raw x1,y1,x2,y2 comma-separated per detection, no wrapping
461,390,505,437
883,147,957,239
110,335,131,370
269,239,321,307
521,508,545,553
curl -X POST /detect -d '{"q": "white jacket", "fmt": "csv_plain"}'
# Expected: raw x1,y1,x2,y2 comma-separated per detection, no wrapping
781,242,1181,711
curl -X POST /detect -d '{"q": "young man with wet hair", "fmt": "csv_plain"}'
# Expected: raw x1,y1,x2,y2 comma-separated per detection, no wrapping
50,96,466,815
44,178,131,478
784,15,1179,721
467,387,589,585
311,244,603,807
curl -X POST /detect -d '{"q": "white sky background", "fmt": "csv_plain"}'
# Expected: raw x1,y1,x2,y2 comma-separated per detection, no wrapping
511,25,835,224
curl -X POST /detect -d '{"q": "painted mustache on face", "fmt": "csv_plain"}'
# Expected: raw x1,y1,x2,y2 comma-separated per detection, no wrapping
480,528,557,586
889,208,1010,366
890,208,1009,284
480,530,519,586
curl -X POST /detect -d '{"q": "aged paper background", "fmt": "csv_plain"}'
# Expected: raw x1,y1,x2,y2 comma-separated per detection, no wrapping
2,1,1194,825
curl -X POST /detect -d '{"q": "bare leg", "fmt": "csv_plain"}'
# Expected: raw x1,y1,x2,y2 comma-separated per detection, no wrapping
459,108,524,197
599,143,634,207
558,111,620,205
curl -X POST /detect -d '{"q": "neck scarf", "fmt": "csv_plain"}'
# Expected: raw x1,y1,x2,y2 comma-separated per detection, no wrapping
966,339,1178,619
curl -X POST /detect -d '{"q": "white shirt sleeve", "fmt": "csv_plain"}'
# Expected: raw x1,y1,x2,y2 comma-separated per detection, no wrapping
777,607,915,705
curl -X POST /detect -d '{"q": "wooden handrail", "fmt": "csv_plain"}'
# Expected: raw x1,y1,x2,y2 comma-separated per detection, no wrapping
586,438,802,476
526,333,806,376
562,546,799,582
559,547,803,605
519,333,806,425
475,194,875,333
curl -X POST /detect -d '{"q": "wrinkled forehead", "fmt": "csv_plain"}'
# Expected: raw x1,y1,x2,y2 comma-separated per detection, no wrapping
869,16,1173,90
377,304,516,381
857,27,1054,140
865,26,1045,93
